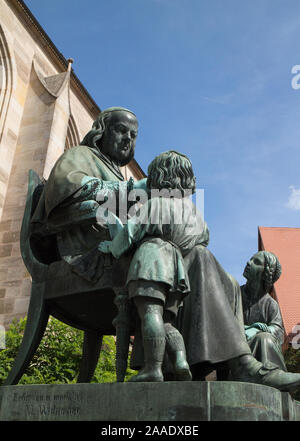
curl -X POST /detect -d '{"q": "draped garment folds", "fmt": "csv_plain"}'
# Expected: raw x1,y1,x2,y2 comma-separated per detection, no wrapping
107,196,210,295
176,247,252,367
31,144,252,369
241,286,287,371
31,144,129,281
122,197,252,370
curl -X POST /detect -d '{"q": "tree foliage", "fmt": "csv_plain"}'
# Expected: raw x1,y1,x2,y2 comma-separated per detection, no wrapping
1,317,299,403
0,317,136,385
284,346,300,401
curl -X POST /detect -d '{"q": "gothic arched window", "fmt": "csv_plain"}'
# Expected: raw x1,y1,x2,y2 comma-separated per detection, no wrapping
65,114,80,150
0,25,14,144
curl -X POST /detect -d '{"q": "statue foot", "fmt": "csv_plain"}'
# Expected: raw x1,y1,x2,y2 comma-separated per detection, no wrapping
174,366,192,381
165,328,192,381
230,355,300,392
255,368,300,392
129,367,164,382
171,351,192,381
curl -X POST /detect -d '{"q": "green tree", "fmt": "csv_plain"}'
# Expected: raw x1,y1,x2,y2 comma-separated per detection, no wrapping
1,317,299,402
0,317,136,385
284,346,300,401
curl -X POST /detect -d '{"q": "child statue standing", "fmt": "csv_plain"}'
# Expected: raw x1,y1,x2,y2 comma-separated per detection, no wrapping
99,150,209,382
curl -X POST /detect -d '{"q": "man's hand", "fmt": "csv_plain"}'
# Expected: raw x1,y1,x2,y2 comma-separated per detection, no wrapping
98,241,113,254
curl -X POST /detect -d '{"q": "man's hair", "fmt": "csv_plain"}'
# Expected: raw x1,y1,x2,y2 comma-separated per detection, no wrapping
254,251,282,293
147,150,196,194
80,107,136,149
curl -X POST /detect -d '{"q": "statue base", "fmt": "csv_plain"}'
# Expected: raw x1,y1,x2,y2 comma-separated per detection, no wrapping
0,381,299,421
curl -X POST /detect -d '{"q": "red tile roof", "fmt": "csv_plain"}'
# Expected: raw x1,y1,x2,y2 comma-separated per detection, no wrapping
258,227,300,341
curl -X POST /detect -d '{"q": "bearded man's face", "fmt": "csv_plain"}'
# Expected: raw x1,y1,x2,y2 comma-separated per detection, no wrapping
100,111,138,166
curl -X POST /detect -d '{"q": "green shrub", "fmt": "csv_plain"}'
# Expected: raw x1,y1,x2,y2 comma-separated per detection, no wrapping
0,316,136,385
2,317,298,401
284,345,300,401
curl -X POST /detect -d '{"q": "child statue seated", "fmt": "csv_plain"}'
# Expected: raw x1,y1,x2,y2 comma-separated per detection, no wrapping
241,250,287,371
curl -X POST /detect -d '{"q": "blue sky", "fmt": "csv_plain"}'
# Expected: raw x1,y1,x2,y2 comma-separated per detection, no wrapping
25,0,300,283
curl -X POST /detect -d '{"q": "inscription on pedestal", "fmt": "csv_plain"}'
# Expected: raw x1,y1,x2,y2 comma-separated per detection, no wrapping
0,385,94,421
11,390,83,418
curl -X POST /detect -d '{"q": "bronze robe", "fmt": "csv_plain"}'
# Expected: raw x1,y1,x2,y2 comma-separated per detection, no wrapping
31,144,129,282
176,248,252,373
241,286,287,371
108,196,209,295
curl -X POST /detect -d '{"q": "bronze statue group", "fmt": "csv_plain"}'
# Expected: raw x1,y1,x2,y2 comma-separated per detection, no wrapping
32,107,300,392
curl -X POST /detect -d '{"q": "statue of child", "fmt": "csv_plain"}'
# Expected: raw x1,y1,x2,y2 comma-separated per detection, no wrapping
99,150,209,382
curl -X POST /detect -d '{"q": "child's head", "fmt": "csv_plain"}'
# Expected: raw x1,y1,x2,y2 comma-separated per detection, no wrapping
244,251,282,293
147,150,196,194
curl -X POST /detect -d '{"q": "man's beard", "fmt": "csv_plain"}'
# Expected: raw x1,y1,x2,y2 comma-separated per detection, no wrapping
96,138,135,167
114,147,135,166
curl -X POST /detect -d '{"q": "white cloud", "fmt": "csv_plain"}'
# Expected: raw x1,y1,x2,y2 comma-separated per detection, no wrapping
287,186,300,210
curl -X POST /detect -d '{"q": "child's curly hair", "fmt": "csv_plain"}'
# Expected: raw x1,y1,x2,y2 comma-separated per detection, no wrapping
147,150,196,194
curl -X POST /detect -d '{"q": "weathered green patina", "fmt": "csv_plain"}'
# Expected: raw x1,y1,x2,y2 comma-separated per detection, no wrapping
4,107,300,393
100,151,208,382
241,251,287,371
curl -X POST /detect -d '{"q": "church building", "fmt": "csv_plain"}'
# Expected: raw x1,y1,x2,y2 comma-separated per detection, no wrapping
0,0,144,328
0,1,298,350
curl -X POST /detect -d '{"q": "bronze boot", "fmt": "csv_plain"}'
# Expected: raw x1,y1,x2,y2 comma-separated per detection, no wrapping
229,354,300,392
165,325,192,381
129,336,165,382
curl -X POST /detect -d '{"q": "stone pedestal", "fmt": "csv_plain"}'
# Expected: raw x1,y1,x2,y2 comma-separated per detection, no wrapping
0,381,299,421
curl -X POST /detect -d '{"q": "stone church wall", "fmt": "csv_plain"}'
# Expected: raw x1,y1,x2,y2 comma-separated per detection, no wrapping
0,0,144,327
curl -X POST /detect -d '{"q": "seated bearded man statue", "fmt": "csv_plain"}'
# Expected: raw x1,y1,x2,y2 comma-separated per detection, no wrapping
31,106,147,283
